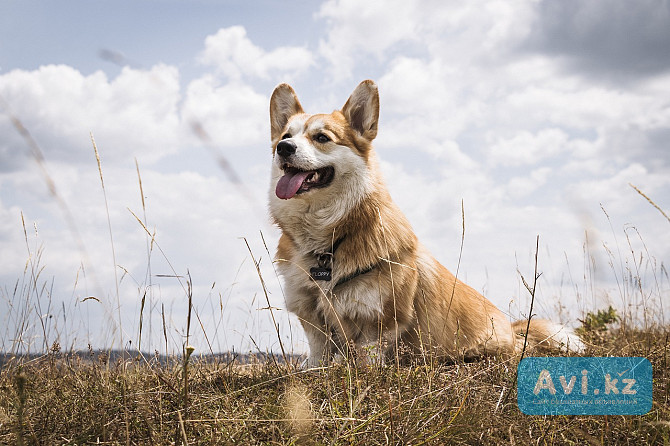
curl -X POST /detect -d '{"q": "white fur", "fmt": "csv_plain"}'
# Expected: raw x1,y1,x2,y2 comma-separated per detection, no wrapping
537,321,585,354
268,116,374,253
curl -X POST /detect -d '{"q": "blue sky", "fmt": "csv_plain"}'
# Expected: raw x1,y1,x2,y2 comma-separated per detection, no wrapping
1,0,669,356
0,1,319,74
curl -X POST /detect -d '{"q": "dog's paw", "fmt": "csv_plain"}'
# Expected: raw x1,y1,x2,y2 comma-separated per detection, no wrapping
302,355,330,369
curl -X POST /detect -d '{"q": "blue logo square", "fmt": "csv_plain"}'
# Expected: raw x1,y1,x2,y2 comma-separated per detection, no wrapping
517,357,652,415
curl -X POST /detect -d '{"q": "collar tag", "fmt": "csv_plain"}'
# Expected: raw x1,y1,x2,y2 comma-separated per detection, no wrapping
310,266,332,281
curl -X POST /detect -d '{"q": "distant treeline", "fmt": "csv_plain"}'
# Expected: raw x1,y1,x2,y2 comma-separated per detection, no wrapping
0,350,302,368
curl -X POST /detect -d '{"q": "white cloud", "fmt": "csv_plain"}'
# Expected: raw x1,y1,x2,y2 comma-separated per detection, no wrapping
317,0,419,79
378,57,455,116
507,167,552,198
316,0,536,81
488,129,569,167
0,64,182,168
503,84,656,130
181,75,269,150
566,163,668,214
199,26,313,81
0,199,27,274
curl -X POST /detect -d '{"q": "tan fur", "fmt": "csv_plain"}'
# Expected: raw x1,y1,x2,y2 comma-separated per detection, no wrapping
268,80,583,366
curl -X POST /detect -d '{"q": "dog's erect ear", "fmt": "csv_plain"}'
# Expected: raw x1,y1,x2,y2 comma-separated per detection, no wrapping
342,80,379,141
270,83,304,141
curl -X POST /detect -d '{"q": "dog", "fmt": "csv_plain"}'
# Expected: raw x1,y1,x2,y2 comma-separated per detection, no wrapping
268,80,583,366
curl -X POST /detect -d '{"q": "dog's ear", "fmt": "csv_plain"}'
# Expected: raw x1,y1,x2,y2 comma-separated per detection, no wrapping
270,83,304,141
342,80,379,141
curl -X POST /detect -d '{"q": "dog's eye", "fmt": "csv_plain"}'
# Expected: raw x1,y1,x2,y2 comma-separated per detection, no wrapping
281,133,291,140
315,133,330,143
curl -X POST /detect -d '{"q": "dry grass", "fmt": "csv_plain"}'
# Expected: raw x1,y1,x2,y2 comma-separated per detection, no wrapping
0,324,669,445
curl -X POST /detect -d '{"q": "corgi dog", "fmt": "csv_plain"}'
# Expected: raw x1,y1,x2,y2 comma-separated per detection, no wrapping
268,80,583,366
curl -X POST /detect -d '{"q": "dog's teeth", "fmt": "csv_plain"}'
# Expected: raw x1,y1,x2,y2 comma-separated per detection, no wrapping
304,172,317,184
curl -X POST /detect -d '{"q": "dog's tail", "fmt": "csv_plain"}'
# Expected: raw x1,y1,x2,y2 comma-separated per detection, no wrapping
511,319,584,354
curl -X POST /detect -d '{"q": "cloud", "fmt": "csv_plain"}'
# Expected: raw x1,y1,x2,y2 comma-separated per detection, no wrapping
507,167,552,198
378,57,455,116
199,26,314,81
0,64,182,170
524,0,670,80
567,163,670,214
181,75,269,151
487,129,570,167
0,198,27,273
317,0,420,80
316,0,537,81
503,83,662,129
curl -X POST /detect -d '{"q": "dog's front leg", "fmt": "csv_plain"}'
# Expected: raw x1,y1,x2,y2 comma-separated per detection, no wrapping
357,340,387,366
298,316,334,368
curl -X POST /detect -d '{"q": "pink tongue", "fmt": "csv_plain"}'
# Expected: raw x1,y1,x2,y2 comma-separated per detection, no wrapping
276,170,313,199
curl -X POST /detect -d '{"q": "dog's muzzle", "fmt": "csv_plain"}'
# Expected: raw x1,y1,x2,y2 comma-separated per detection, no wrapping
276,139,297,159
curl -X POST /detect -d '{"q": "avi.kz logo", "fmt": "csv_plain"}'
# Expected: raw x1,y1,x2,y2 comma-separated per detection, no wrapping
517,357,652,415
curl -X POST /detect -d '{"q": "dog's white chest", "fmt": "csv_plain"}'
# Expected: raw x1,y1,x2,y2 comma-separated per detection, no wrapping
329,279,383,322
280,254,384,322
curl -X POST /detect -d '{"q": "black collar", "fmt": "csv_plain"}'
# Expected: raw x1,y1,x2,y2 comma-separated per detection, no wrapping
335,263,377,287
314,236,346,268
309,236,376,287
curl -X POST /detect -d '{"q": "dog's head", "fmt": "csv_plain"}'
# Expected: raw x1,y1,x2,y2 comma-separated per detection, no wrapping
269,80,380,202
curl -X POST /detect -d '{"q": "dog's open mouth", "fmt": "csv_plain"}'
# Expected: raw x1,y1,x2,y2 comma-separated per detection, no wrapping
276,164,335,199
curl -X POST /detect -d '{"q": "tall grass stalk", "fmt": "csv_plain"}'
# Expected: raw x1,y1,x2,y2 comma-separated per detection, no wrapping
518,235,541,361
629,182,670,224
177,273,194,445
503,235,540,406
134,158,153,353
243,237,290,369
91,133,124,352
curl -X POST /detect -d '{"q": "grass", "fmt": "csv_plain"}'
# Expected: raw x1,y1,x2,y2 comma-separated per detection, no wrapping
0,324,668,444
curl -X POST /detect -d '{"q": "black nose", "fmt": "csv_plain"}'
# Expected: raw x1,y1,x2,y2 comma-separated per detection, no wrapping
276,140,297,158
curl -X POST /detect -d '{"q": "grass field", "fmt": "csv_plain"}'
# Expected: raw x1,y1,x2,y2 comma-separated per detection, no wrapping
0,313,668,444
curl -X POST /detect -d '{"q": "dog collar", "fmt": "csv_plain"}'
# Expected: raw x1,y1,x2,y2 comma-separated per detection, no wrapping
309,236,344,282
309,236,376,287
334,263,376,287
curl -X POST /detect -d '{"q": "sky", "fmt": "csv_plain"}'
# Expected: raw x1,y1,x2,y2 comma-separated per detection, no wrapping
1,0,669,356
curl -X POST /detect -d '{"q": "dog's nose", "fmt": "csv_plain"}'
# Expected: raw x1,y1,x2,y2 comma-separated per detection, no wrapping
276,140,297,158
